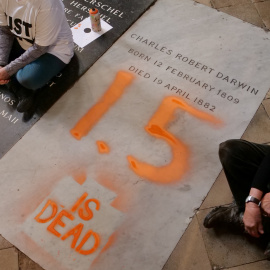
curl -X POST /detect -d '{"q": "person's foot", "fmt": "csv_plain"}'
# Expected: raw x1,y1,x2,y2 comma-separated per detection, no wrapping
16,89,34,113
22,107,36,122
6,79,34,113
203,202,244,230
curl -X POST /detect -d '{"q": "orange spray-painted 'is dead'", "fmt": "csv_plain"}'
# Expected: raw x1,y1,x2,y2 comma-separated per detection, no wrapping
34,192,101,255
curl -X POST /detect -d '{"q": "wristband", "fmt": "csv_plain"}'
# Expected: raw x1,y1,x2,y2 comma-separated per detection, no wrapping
245,195,261,206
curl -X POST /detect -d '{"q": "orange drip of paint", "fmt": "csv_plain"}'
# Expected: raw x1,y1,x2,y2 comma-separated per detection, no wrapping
96,141,110,153
74,23,82,29
127,96,222,184
70,71,134,140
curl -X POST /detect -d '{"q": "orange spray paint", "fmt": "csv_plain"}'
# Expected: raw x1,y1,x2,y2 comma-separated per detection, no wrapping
71,192,88,212
96,174,132,213
75,230,100,255
127,96,222,184
35,200,58,224
61,223,84,249
70,71,134,140
73,171,87,185
96,141,110,153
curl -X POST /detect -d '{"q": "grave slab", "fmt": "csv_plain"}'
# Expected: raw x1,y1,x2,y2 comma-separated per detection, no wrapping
0,0,156,159
0,0,270,270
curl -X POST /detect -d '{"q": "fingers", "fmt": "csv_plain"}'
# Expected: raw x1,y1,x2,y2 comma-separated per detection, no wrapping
245,225,257,237
245,227,260,238
258,223,264,235
245,223,264,238
0,79,10,85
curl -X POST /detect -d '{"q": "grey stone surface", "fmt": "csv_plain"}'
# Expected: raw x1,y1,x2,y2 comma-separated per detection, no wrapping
241,105,270,144
227,260,270,269
197,209,268,269
219,3,265,27
19,252,44,270
0,248,18,270
162,218,211,270
263,98,270,118
212,0,251,9
0,235,13,250
254,1,270,29
200,170,233,210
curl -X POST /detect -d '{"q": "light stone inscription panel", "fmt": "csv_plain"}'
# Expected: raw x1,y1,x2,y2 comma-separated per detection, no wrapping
0,0,269,270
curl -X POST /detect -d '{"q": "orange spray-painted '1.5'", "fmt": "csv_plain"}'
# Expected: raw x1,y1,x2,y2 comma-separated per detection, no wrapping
70,71,134,140
127,97,222,184
70,69,222,184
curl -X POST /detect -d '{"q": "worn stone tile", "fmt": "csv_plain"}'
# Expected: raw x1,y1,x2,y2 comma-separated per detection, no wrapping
19,252,44,270
162,217,211,270
241,105,270,144
0,235,13,250
0,248,18,270
263,99,270,116
251,0,270,3
264,88,270,100
254,1,270,29
197,209,268,269
194,0,213,7
263,99,270,118
200,170,233,210
219,3,265,28
212,0,251,9
227,260,270,269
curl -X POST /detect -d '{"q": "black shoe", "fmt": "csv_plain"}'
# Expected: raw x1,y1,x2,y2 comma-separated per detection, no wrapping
17,93,33,113
22,107,36,122
7,79,34,113
203,203,244,230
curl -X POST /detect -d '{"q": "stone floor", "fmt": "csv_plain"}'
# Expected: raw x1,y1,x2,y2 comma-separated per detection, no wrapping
1,0,270,269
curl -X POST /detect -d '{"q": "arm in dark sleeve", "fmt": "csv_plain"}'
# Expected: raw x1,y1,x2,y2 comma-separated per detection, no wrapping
0,25,14,66
251,152,270,193
4,43,49,76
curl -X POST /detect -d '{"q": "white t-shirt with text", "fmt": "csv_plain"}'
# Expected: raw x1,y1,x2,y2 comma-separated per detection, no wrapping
0,0,74,64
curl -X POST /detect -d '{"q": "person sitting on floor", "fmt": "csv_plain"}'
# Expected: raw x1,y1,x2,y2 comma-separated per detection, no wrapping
0,0,74,113
203,139,270,255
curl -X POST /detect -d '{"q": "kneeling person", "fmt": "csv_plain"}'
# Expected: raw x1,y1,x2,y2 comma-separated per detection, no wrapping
0,0,74,112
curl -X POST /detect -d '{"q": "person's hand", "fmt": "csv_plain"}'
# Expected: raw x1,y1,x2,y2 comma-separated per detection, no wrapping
0,66,10,84
261,193,270,217
243,203,264,238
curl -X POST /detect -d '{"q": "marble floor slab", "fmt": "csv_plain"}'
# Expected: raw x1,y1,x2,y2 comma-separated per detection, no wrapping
0,0,269,269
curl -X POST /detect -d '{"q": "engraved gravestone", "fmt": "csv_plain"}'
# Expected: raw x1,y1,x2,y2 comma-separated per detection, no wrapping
0,0,156,159
0,0,270,270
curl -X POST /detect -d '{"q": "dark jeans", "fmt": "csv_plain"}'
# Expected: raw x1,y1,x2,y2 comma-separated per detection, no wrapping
219,139,270,210
9,39,66,91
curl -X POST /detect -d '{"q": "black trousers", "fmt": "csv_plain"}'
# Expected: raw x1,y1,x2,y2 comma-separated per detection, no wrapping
219,139,270,210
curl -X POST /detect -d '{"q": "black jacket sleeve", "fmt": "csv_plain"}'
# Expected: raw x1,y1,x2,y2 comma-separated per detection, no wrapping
251,152,270,193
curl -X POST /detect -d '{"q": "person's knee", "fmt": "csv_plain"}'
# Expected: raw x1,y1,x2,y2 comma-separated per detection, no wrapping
16,71,42,90
219,139,241,166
